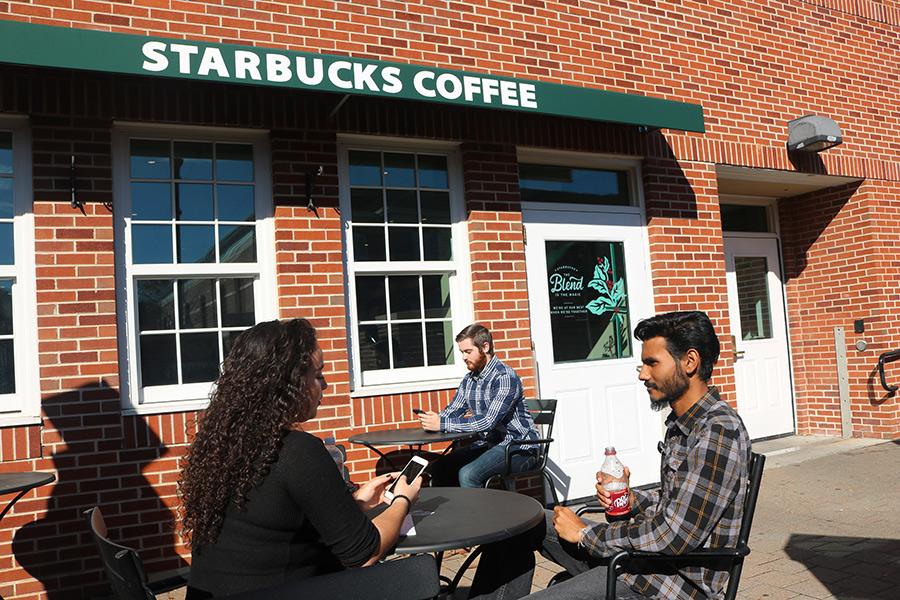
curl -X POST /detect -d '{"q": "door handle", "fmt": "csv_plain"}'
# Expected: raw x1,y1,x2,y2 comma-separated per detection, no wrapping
735,350,746,359
730,335,745,360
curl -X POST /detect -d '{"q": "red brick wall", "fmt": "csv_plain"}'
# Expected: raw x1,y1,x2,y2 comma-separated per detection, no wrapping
781,180,900,438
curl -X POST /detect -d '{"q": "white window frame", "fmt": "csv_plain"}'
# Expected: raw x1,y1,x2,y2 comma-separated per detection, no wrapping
0,116,40,426
338,135,473,396
113,123,277,415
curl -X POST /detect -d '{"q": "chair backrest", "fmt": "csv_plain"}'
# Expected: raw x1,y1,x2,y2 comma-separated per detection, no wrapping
526,398,557,467
83,507,155,600
737,452,765,546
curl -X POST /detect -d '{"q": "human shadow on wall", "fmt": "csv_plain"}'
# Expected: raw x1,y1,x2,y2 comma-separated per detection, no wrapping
12,381,189,599
785,533,900,599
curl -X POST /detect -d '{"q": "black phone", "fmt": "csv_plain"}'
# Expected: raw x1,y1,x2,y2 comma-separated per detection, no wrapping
412,408,425,415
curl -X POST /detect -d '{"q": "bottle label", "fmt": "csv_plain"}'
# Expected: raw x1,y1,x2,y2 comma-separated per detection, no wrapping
607,487,630,517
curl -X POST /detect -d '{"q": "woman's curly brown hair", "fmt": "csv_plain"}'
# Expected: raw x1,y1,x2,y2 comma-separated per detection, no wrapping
178,318,319,549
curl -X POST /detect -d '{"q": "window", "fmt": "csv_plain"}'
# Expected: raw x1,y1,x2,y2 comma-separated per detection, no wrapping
114,127,275,412
0,117,39,423
519,163,630,206
340,140,471,391
721,204,772,233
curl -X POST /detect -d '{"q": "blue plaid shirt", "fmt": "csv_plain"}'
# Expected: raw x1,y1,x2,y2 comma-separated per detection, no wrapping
439,356,539,451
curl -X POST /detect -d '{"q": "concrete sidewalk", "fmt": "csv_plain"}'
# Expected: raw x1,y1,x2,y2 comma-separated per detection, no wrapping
442,435,900,599
157,435,900,599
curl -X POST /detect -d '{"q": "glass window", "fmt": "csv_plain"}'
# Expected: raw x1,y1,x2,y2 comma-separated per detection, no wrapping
0,122,39,418
545,240,632,363
519,164,630,206
344,147,463,387
721,204,771,233
124,135,265,406
734,257,772,340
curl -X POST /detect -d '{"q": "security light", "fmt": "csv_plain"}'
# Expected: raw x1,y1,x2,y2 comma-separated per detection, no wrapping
787,115,843,152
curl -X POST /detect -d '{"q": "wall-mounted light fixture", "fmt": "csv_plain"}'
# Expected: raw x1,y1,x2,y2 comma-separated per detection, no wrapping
787,115,843,153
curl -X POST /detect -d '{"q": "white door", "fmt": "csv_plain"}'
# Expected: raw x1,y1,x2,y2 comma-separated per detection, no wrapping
524,208,662,501
724,236,795,439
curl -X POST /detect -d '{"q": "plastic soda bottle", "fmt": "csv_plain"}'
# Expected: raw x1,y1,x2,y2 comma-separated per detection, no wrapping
600,446,631,521
323,436,348,481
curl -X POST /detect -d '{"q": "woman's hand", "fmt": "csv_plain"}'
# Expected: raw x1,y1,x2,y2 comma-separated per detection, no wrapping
353,473,396,512
388,470,423,507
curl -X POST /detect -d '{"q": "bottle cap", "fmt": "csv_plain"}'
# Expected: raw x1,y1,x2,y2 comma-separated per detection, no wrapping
604,446,617,455
324,436,336,444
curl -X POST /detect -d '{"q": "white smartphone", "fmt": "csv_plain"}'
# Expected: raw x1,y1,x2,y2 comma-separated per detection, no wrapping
384,455,429,501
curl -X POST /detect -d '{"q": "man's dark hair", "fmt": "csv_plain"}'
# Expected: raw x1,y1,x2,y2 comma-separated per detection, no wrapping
456,323,494,355
633,311,720,381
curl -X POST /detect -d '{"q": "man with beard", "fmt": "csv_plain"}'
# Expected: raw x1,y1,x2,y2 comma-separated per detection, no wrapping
418,323,540,488
466,311,751,600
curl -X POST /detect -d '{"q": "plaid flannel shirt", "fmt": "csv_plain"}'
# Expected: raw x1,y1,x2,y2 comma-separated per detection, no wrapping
581,387,751,600
439,356,539,450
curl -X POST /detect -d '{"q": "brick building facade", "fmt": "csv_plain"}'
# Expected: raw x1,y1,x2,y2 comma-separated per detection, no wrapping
0,1,898,597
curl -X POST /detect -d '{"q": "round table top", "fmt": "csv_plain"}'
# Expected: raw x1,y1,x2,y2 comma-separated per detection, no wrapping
394,487,545,554
349,428,476,446
0,472,56,495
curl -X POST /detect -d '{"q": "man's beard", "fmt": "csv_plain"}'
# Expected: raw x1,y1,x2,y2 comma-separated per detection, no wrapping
468,349,488,373
646,366,691,412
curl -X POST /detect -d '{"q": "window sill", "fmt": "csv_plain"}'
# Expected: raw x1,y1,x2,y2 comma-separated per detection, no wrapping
350,378,460,399
0,415,42,428
122,398,209,417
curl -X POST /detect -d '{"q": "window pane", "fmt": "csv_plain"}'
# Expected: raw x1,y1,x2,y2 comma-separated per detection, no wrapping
219,225,256,263
139,334,178,386
417,155,448,189
176,183,214,221
389,276,421,320
136,279,175,331
216,143,253,182
355,276,387,322
350,188,384,223
131,182,172,221
388,227,420,261
546,240,632,363
221,278,255,327
130,139,171,179
179,279,217,329
386,189,418,223
423,227,451,260
420,191,450,224
425,321,453,366
0,132,11,175
177,224,216,263
0,279,12,335
222,329,244,360
721,204,770,233
349,150,382,186
392,323,424,368
217,184,254,221
359,324,389,370
0,339,14,394
735,257,772,340
383,153,416,187
0,223,12,265
353,226,386,261
423,274,451,318
132,224,173,264
519,164,629,206
180,332,220,383
0,179,12,219
174,141,213,180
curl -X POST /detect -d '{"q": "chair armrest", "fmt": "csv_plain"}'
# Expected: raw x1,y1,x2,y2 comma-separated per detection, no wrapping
575,502,605,516
503,439,553,474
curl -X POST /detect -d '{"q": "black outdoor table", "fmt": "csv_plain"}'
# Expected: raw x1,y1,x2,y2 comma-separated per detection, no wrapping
349,428,477,470
0,472,56,520
393,487,545,591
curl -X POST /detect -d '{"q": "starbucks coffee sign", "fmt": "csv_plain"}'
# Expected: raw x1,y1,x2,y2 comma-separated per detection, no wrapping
0,20,704,132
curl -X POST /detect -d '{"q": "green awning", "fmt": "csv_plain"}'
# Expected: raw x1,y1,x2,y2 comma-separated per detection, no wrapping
0,20,704,132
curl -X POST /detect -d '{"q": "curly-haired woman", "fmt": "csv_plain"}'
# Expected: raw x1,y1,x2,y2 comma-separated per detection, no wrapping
179,318,421,598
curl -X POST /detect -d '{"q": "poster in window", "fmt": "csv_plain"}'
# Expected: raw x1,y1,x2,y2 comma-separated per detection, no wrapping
545,240,631,363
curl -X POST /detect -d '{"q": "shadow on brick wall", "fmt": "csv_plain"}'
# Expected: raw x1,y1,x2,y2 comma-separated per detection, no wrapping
12,382,189,599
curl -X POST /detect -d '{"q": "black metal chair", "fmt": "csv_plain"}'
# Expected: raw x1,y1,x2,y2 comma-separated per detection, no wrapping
574,451,766,600
83,507,187,600
484,398,558,506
